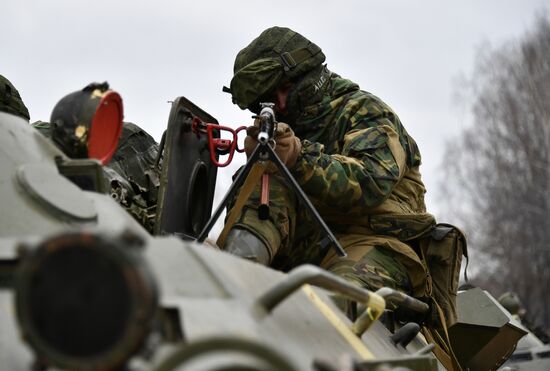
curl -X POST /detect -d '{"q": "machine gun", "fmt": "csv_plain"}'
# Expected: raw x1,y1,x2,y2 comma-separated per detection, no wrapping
256,103,276,220
196,102,346,257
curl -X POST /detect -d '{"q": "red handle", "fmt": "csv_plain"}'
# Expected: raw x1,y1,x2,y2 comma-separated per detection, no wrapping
192,117,247,167
235,126,247,153
206,124,237,167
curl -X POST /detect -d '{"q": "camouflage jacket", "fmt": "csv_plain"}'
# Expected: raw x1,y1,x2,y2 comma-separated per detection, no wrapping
289,70,435,241
106,122,161,232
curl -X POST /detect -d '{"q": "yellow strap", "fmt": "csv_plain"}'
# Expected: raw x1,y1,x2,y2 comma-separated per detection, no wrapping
433,301,463,371
302,285,374,360
419,240,462,371
216,162,267,248
422,326,455,371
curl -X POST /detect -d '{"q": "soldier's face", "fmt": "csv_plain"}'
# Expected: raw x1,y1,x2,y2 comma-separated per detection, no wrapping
273,82,293,116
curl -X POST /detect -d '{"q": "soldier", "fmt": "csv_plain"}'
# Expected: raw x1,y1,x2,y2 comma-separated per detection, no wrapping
13,79,161,233
498,292,523,317
499,292,550,343
0,74,30,121
33,120,161,233
104,122,161,233
221,27,459,316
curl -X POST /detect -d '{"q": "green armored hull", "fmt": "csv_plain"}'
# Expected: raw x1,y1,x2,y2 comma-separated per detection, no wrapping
0,96,533,370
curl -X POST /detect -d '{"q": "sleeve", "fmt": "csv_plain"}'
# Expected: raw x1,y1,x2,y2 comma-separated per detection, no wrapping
291,121,407,211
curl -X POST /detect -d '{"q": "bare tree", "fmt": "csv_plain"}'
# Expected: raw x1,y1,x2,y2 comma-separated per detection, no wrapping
440,13,550,329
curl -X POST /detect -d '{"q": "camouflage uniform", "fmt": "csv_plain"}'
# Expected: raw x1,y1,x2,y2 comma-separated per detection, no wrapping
0,75,30,120
227,27,436,297
0,77,166,222
33,121,161,233
103,122,161,232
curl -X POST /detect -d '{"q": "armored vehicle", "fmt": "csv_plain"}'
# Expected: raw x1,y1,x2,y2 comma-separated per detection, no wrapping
0,83,533,370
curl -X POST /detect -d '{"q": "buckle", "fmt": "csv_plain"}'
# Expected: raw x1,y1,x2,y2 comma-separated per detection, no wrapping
280,52,297,71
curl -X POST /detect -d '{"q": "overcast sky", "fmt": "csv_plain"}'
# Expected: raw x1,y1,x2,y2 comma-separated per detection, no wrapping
2,0,548,235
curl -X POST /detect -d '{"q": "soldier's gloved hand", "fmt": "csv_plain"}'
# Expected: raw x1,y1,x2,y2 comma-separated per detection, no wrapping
244,122,302,171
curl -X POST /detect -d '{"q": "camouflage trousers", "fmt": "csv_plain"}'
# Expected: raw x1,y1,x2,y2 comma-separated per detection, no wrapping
229,173,415,294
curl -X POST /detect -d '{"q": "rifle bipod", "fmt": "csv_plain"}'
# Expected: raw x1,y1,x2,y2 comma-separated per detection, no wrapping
196,140,347,258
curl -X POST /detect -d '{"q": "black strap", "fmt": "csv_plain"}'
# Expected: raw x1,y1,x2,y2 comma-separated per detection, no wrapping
280,44,322,71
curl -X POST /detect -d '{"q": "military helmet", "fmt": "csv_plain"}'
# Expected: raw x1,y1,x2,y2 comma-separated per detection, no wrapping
0,75,30,120
498,292,522,315
227,26,326,113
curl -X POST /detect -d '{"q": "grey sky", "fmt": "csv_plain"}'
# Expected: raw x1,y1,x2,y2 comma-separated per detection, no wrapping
2,0,548,235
